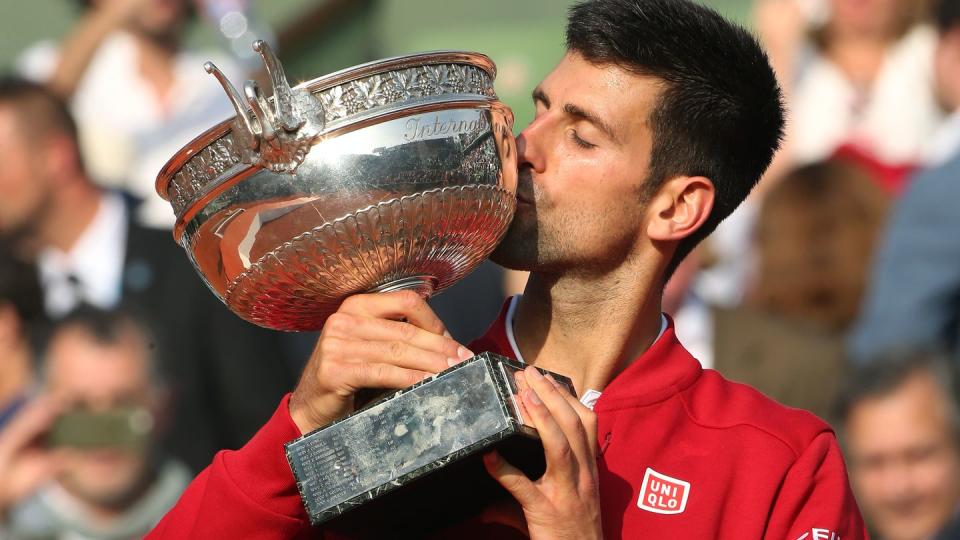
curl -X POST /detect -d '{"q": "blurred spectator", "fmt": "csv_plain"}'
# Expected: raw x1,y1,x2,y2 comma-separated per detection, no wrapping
712,159,889,418
0,306,190,539
835,352,960,540
16,0,243,228
849,0,960,363
0,245,44,430
757,0,941,180
0,76,297,472
429,260,506,343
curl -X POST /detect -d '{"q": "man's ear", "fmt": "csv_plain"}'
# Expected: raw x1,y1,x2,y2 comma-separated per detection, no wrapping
645,175,715,242
42,133,82,182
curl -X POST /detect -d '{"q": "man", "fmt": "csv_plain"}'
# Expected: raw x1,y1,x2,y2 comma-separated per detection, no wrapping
836,353,960,540
849,0,960,362
17,0,242,228
0,77,297,472
0,307,191,539
149,0,866,538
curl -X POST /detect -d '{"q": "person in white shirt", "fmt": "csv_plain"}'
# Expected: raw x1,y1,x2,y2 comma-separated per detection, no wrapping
17,0,243,229
0,76,299,472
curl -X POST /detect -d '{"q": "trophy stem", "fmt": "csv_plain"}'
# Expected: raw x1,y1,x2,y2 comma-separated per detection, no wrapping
369,275,438,298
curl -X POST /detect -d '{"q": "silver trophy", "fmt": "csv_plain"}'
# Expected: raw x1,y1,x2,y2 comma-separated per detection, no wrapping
156,43,572,531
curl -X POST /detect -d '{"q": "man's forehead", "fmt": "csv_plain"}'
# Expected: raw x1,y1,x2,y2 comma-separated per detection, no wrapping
538,53,663,129
47,329,149,382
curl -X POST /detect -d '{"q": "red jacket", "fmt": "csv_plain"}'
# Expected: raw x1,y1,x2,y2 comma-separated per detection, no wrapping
148,302,867,539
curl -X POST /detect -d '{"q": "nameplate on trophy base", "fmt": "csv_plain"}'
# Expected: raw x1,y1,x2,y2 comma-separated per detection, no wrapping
284,352,572,526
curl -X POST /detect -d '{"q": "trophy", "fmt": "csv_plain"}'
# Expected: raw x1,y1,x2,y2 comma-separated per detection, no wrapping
156,42,572,532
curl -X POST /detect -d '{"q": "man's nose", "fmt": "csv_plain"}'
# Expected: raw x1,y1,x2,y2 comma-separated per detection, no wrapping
516,121,545,173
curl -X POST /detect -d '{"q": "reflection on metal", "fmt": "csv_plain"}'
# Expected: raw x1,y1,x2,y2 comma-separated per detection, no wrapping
156,49,517,330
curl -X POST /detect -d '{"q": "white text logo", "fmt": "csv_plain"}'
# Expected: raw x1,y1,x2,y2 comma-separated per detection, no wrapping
637,468,691,515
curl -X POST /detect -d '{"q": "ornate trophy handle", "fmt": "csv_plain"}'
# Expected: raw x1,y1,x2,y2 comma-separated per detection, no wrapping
205,41,325,173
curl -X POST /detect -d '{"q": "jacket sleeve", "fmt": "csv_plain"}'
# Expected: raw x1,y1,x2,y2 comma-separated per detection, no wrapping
147,394,313,540
763,431,869,540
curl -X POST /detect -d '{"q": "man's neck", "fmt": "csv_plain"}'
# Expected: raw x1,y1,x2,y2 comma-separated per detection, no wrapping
512,262,663,396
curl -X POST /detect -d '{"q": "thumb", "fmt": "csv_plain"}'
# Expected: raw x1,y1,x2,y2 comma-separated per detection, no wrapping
483,451,544,509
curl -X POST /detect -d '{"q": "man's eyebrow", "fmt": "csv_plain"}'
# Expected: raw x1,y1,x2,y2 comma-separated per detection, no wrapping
532,86,620,144
563,102,620,144
532,87,549,107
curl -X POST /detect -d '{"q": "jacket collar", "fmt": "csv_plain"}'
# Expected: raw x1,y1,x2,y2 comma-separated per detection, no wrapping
469,297,702,412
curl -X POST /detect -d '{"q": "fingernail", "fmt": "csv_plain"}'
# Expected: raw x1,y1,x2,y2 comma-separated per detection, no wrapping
526,366,544,380
545,373,561,388
525,389,542,405
447,357,459,367
458,346,474,360
443,330,452,339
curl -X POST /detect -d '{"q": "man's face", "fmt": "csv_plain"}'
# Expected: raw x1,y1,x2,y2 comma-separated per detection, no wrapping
491,52,658,274
125,0,189,42
830,0,906,37
846,371,960,540
45,327,157,509
0,106,53,242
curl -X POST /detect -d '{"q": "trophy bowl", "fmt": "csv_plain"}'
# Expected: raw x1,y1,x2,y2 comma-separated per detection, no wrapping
156,44,517,331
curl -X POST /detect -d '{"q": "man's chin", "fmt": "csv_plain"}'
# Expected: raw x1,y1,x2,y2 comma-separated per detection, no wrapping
489,243,536,272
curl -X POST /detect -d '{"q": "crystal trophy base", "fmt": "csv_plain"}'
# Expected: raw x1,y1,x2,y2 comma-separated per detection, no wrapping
284,353,573,527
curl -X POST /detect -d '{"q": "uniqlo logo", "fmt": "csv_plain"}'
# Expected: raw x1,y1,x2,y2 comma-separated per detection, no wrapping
637,468,691,515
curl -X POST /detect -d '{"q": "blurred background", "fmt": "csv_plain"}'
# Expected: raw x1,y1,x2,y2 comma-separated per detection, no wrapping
2,0,960,539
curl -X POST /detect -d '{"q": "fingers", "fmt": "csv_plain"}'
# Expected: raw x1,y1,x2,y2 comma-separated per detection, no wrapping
324,312,472,368
332,337,457,375
521,367,597,474
483,451,545,509
546,374,598,452
347,361,434,392
0,398,62,457
291,292,471,433
340,291,448,336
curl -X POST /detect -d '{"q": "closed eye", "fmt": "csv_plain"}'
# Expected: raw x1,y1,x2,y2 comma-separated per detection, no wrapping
569,130,595,149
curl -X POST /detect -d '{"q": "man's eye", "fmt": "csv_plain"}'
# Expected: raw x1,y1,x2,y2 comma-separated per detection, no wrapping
568,130,595,149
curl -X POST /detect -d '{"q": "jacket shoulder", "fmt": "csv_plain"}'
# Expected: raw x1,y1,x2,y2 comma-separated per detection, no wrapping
682,369,834,458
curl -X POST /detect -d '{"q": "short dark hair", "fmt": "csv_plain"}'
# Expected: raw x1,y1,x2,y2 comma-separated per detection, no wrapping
0,75,79,143
834,352,960,441
566,0,785,278
936,0,960,32
41,304,164,386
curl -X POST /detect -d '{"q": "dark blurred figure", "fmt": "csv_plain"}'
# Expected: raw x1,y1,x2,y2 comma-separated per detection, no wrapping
428,260,506,343
0,307,189,539
835,352,960,540
0,76,296,472
714,159,889,418
0,244,44,430
850,0,960,363
16,0,242,228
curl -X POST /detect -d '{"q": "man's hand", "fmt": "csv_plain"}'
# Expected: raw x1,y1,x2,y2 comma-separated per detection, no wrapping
0,398,71,517
484,366,602,540
288,291,474,434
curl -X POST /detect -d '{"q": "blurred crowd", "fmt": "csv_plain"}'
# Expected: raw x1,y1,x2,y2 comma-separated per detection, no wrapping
0,0,959,538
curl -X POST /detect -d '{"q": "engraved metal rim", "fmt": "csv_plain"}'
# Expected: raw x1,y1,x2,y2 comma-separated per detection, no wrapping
155,50,496,202
170,98,514,243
